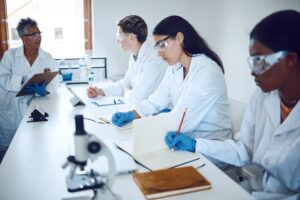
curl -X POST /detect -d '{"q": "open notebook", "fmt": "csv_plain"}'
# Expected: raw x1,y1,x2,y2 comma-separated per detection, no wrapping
115,113,199,171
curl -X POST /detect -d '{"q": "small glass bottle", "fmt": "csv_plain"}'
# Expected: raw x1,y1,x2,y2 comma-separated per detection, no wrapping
88,71,95,87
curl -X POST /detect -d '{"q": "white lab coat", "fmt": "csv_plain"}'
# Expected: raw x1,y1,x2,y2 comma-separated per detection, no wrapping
197,88,300,199
0,46,58,148
102,42,166,104
136,54,232,140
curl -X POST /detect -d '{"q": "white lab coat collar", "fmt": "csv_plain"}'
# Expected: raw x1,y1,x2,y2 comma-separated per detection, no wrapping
170,54,204,80
15,46,46,58
15,46,24,57
171,63,183,73
264,90,300,136
263,91,281,128
132,42,148,62
276,100,300,135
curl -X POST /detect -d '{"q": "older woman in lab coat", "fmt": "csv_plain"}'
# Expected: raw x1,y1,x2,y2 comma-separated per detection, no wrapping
111,15,232,141
87,15,166,104
0,18,58,162
167,10,300,199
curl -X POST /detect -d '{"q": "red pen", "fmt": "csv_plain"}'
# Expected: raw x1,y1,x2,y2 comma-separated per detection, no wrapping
172,107,187,151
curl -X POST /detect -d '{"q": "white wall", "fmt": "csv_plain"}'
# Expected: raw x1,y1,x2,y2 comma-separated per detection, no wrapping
92,0,190,79
92,0,300,103
187,0,300,103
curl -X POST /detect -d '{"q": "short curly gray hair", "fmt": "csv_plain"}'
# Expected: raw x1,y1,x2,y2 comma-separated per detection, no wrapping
17,17,38,37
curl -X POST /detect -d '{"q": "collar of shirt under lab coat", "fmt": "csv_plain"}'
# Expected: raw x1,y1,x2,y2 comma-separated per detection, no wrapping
263,89,300,136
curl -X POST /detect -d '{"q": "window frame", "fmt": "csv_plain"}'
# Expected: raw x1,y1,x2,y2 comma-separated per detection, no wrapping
0,0,8,58
0,0,92,58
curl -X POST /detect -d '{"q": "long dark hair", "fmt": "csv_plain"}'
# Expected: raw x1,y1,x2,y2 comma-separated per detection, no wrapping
153,15,224,73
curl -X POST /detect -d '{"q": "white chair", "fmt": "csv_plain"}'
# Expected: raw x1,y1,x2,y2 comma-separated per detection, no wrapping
228,98,247,140
227,98,261,183
224,98,247,181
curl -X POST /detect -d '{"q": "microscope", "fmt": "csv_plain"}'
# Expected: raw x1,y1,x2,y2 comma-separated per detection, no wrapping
62,115,120,200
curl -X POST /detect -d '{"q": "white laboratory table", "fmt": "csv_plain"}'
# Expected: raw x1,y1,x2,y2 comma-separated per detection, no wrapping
0,83,254,200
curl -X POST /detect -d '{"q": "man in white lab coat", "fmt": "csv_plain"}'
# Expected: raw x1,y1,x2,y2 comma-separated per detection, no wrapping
87,15,166,104
111,16,232,141
0,18,58,163
166,10,300,199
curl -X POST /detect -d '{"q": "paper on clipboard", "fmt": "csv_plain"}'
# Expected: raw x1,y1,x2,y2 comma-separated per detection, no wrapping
16,71,59,97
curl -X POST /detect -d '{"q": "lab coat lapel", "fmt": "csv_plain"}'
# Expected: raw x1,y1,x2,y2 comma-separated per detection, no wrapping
136,42,147,61
275,101,300,135
263,91,280,129
172,64,184,85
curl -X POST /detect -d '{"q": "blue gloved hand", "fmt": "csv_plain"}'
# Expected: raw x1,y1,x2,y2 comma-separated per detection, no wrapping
165,131,196,152
24,85,35,94
154,108,172,115
34,81,46,96
111,111,135,127
24,81,47,96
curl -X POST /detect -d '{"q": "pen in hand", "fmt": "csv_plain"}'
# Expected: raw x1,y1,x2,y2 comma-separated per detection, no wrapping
172,107,187,152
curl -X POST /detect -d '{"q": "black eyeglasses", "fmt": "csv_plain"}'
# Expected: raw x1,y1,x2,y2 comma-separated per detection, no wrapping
22,32,42,39
154,36,172,51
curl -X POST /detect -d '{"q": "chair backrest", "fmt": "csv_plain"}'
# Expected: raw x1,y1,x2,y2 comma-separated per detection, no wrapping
228,98,247,140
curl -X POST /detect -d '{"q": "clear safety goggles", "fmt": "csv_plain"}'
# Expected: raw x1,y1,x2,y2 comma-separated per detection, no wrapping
154,36,172,51
116,32,129,42
247,50,288,75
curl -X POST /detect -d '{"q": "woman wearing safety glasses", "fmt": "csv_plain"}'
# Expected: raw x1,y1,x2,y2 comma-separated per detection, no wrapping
87,15,166,104
166,10,300,199
111,16,232,142
0,18,58,163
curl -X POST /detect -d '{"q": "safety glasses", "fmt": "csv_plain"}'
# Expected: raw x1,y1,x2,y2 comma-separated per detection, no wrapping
116,32,129,42
23,32,42,40
154,36,172,51
247,50,289,75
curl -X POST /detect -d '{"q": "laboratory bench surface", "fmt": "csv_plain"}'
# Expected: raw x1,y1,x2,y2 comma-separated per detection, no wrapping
0,83,254,200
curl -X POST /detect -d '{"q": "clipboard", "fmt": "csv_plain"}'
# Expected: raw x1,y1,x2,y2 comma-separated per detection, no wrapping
16,71,59,97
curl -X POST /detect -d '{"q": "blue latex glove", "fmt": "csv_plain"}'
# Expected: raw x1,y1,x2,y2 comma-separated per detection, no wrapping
24,85,35,94
165,131,196,152
24,81,47,96
154,108,172,115
111,111,135,127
